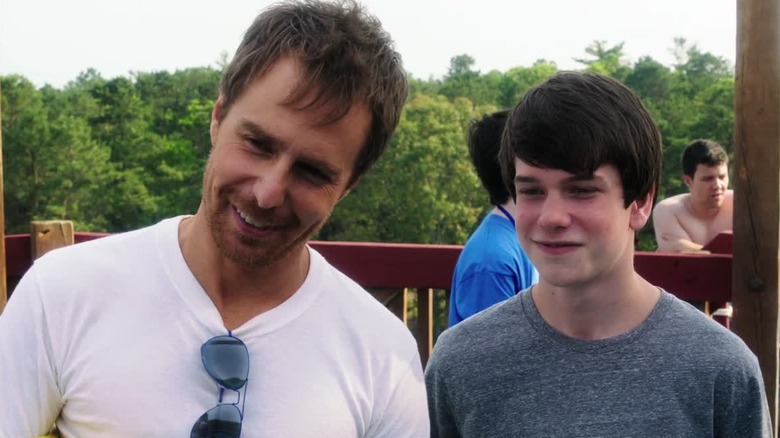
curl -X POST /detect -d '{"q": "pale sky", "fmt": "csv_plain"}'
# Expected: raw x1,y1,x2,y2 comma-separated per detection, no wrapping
1,0,737,89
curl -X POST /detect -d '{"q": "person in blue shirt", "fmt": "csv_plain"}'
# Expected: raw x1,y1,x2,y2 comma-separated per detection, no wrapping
448,110,538,326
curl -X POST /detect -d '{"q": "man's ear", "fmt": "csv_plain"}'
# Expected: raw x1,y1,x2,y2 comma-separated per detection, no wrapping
210,95,225,148
683,174,693,190
338,188,352,202
629,186,655,231
338,176,361,202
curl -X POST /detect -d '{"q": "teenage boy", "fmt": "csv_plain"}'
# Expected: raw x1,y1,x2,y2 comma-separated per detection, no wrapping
425,72,771,437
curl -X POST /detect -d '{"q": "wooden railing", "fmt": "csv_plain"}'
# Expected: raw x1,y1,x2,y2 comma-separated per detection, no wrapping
3,227,734,366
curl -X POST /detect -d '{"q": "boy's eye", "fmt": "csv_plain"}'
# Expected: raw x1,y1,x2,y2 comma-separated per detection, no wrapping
569,187,597,196
516,188,543,197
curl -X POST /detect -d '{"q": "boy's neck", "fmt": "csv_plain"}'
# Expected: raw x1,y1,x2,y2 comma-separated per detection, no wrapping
531,273,660,341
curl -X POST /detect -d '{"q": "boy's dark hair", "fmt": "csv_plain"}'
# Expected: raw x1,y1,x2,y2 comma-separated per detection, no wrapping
499,71,663,208
219,0,408,188
681,139,729,177
468,110,512,206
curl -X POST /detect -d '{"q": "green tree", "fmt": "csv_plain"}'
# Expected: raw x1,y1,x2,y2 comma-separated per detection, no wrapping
575,41,632,81
1,39,738,248
1,75,52,232
1,75,116,232
38,115,115,231
498,60,558,108
439,54,501,106
323,94,490,244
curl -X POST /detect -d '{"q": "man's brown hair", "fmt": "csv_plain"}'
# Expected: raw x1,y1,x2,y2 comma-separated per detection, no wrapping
219,0,408,187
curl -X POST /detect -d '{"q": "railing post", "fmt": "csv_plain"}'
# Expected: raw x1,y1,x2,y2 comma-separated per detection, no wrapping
30,221,75,260
417,288,434,366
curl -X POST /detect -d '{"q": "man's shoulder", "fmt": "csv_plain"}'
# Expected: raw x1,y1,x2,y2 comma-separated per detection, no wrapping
26,218,178,290
652,194,694,231
35,219,172,266
311,248,416,338
654,193,688,212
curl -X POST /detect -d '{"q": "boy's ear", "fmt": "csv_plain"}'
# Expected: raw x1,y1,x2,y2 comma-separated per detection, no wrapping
629,186,655,231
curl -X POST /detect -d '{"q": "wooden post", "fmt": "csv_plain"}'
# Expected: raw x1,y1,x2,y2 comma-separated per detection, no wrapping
416,288,434,366
30,221,74,260
733,0,780,432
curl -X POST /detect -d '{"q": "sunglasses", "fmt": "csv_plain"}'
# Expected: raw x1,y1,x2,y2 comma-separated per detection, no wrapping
190,333,250,438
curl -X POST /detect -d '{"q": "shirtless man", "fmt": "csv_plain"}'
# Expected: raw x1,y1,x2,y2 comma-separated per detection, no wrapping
653,139,732,253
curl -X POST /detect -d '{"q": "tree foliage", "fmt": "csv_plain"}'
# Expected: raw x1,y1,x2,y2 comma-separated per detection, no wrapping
1,40,735,250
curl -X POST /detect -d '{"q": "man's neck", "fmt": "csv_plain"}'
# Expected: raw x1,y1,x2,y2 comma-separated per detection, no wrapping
178,214,310,329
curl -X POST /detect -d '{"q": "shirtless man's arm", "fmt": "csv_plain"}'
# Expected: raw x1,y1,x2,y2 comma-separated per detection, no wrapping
652,196,709,253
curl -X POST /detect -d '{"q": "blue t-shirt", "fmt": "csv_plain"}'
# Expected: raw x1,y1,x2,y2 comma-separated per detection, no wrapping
448,212,538,326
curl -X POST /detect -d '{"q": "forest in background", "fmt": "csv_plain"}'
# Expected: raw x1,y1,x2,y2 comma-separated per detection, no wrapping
0,39,735,250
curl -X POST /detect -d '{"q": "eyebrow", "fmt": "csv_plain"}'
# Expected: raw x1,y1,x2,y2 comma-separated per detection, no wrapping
514,172,602,185
238,119,275,144
514,175,538,184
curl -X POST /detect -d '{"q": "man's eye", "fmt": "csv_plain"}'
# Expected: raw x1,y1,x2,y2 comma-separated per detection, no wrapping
296,163,332,184
247,137,273,155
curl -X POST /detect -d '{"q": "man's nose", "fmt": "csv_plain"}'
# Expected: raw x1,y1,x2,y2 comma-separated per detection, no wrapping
253,165,288,209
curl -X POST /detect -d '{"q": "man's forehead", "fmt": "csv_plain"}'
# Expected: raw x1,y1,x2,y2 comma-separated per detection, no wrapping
695,163,729,175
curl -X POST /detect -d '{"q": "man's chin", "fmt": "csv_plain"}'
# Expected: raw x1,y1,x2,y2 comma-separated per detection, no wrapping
224,246,295,269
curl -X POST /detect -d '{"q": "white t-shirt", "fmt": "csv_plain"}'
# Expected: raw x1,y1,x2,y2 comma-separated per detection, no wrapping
0,217,429,437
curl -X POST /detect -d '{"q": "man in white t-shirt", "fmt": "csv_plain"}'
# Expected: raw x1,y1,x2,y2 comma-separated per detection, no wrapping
0,2,428,437
653,139,733,253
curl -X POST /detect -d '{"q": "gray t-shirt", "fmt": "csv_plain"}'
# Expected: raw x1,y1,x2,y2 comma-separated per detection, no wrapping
425,290,772,437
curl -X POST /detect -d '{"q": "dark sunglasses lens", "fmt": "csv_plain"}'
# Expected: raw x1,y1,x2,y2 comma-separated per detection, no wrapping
190,404,242,438
201,336,249,390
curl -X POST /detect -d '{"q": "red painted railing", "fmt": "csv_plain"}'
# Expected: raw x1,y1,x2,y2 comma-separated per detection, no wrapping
4,232,733,365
